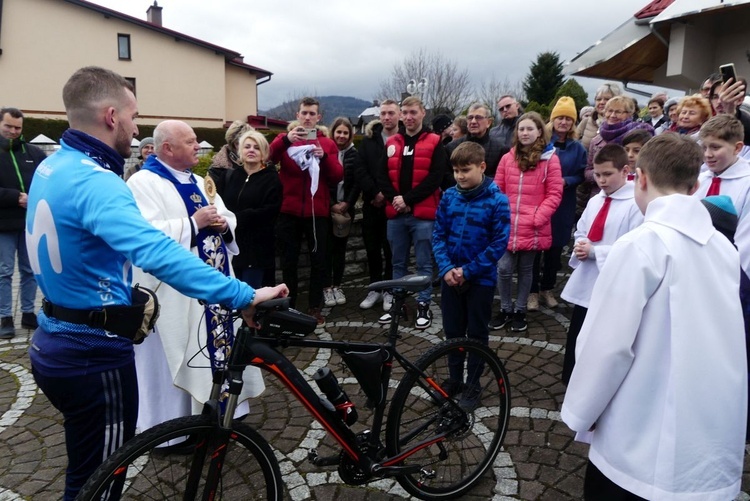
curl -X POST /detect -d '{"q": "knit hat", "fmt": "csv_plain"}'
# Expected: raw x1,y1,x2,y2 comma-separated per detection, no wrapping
701,195,738,243
138,137,154,158
550,97,577,122
431,114,452,135
579,106,594,121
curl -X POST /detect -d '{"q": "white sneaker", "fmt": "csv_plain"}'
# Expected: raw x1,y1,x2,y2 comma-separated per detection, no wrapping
359,291,382,309
378,312,392,325
382,291,393,312
323,288,336,307
333,287,347,305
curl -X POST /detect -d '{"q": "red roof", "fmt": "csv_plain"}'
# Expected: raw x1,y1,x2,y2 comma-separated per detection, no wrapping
634,0,676,19
61,0,272,78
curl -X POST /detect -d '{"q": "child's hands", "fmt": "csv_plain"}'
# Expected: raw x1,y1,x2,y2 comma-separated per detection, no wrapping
443,267,465,287
574,239,593,261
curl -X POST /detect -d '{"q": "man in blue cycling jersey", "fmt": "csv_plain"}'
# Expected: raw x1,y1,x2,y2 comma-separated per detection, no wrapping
25,66,288,501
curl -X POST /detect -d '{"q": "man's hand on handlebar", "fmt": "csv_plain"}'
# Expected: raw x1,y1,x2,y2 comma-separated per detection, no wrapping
241,284,290,328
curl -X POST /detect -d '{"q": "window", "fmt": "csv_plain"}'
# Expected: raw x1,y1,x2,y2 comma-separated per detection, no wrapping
118,34,131,60
124,77,136,96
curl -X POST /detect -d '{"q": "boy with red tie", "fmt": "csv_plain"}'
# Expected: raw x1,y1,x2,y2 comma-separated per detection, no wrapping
560,144,643,384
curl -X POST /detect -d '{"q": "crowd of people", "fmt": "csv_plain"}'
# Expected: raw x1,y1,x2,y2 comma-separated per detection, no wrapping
3,64,750,499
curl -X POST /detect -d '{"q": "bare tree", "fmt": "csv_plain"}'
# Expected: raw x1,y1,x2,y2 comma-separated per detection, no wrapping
268,89,318,121
474,76,526,111
377,48,473,116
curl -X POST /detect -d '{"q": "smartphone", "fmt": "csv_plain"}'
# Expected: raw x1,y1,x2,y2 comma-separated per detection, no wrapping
720,63,737,84
306,129,318,140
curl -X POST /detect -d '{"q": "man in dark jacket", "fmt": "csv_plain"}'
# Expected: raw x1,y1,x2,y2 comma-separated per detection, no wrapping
489,95,522,158
446,103,504,182
0,108,46,338
353,99,399,310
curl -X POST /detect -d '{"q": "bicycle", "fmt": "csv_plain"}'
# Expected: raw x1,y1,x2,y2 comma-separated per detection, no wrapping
76,275,511,500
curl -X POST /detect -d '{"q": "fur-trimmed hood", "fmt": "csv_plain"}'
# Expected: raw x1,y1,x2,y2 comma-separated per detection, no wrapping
365,119,383,138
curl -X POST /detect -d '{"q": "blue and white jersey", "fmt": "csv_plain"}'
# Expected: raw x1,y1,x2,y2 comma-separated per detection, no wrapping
26,140,253,377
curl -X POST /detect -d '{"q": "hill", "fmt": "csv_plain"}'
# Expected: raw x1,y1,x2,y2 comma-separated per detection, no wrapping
262,95,373,122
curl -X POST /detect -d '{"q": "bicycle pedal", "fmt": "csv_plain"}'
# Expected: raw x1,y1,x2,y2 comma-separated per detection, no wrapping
307,449,339,467
420,468,436,480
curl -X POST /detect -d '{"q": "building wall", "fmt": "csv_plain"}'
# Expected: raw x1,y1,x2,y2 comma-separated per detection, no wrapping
225,65,259,123
0,0,260,127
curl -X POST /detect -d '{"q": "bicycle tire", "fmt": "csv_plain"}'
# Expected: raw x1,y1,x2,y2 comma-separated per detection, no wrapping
76,414,284,501
385,338,511,500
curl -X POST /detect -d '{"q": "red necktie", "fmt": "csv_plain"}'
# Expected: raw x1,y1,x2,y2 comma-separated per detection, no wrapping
706,176,721,196
588,196,612,242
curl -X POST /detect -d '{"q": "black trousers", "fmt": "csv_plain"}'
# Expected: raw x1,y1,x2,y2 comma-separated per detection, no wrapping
530,246,563,293
276,213,328,309
562,304,587,385
361,203,392,284
584,460,647,500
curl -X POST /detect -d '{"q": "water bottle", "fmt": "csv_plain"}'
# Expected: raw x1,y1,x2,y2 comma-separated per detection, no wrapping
313,367,358,425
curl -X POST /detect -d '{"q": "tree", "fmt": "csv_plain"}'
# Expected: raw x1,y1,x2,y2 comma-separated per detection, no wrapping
267,89,317,121
523,52,564,106
377,48,473,116
474,75,525,111
552,78,590,114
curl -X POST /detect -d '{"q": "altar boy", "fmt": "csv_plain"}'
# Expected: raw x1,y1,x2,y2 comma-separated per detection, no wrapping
562,133,747,500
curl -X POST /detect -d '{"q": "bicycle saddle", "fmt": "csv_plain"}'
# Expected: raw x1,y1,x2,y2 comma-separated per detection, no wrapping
368,274,431,293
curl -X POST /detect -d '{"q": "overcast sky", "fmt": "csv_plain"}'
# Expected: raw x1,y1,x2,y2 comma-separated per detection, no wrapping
91,0,670,110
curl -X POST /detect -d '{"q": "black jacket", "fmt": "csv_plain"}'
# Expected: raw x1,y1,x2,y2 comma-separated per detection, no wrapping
444,131,504,186
209,165,282,271
489,116,519,159
0,136,46,231
354,120,388,203
329,144,361,216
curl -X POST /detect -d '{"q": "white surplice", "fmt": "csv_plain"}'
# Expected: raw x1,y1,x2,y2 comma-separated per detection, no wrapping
562,194,747,500
127,165,265,432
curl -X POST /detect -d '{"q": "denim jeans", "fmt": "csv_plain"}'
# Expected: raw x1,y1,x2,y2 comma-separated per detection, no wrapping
497,250,537,313
0,230,37,317
386,214,433,304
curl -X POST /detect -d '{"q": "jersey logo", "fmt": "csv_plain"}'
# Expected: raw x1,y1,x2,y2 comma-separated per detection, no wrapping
27,199,63,274
403,146,414,157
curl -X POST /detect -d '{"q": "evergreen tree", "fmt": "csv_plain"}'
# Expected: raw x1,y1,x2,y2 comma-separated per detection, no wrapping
552,78,590,113
523,52,564,106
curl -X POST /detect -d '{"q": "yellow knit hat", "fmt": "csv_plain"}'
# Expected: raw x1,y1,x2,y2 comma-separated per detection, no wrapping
550,96,577,121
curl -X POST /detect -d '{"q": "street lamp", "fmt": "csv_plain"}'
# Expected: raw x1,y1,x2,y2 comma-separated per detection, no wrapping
406,78,428,97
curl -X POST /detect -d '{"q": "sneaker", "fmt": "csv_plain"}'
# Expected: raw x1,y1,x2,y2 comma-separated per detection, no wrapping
21,312,38,330
527,293,539,311
382,292,393,312
359,291,382,309
378,312,392,325
333,287,347,305
307,307,326,326
488,311,512,330
415,302,432,330
323,288,336,307
509,311,527,332
0,317,14,339
540,290,559,308
459,383,482,411
441,379,463,398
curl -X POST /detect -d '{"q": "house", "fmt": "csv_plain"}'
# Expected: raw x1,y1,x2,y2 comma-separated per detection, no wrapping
564,0,750,94
0,0,272,128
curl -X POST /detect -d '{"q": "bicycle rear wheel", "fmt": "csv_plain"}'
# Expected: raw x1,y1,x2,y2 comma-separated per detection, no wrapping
386,338,511,500
76,414,283,500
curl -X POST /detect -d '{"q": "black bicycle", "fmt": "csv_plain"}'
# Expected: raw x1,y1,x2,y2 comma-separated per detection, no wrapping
76,275,511,500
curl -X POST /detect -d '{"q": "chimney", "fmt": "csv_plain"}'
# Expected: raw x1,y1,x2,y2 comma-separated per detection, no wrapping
147,1,162,26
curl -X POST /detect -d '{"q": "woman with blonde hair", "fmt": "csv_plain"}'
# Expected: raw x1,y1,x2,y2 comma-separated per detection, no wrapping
209,129,282,288
210,120,253,170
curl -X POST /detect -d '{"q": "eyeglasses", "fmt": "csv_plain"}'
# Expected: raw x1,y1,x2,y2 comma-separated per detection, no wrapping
498,104,514,111
466,115,489,121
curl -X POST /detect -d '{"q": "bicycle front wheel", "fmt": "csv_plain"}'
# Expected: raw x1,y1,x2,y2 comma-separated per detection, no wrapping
76,414,283,501
386,338,511,500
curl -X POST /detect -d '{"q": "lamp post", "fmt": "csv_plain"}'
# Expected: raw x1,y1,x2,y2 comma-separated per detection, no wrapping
402,77,428,103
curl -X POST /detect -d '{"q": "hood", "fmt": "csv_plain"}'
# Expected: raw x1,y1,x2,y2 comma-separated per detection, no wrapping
540,143,556,161
365,120,383,138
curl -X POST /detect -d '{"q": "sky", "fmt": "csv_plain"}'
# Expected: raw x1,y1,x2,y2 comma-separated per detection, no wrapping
90,0,671,111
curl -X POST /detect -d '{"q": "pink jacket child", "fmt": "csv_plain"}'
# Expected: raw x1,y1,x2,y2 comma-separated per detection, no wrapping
494,144,564,252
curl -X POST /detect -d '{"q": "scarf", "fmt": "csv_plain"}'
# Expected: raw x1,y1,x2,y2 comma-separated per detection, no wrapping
141,156,235,399
598,119,654,144
62,129,125,177
668,122,702,137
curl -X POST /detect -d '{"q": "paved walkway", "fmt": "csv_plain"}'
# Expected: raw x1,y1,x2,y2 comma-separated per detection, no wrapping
0,273,749,499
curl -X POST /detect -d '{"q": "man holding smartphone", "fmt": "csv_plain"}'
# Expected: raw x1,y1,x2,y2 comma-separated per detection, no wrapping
269,97,343,325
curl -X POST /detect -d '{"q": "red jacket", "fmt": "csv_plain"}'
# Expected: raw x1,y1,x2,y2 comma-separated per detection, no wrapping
493,146,563,251
384,132,442,220
269,129,343,218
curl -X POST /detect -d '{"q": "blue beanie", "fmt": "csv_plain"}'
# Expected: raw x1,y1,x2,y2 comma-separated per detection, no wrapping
702,195,738,243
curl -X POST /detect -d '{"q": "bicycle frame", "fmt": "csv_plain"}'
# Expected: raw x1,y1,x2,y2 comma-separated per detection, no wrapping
211,290,463,480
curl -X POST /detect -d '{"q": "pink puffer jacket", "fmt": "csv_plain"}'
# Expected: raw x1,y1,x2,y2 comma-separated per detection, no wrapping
493,146,563,251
